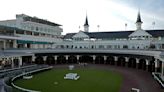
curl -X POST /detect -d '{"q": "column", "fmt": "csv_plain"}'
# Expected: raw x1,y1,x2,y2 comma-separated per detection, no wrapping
92,55,96,64
146,59,149,71
76,55,80,63
154,59,159,72
24,44,27,48
43,56,47,64
114,56,118,65
125,57,129,67
161,62,164,80
13,40,17,48
18,57,22,67
136,58,139,69
65,55,69,63
3,40,6,49
54,56,57,64
32,32,34,36
32,55,35,63
104,56,107,64
11,57,14,68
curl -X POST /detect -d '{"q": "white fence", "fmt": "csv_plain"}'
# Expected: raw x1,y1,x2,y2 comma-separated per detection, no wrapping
11,66,53,92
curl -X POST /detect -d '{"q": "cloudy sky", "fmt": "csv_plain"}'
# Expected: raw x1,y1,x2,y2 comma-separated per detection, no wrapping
0,0,164,34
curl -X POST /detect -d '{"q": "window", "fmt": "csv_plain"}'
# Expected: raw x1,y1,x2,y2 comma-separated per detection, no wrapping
107,45,112,49
99,45,104,49
31,26,34,30
123,45,128,49
36,27,39,31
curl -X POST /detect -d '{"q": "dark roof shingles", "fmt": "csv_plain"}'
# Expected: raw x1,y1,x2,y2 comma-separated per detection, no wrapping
64,30,164,39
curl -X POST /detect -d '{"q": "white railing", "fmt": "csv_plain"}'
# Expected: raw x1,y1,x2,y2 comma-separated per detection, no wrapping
152,72,164,88
4,49,161,57
11,66,53,92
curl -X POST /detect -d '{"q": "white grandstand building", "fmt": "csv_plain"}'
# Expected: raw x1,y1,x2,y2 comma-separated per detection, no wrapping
1,12,164,90
56,12,164,50
0,14,63,49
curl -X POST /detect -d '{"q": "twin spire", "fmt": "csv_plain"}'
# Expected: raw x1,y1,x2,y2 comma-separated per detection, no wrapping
82,11,143,32
136,11,143,23
84,15,89,26
136,11,143,30
84,15,89,32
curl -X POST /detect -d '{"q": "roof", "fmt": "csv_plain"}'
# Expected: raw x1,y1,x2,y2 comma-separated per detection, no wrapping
86,31,132,39
23,16,62,27
129,30,152,37
64,30,164,39
63,33,76,39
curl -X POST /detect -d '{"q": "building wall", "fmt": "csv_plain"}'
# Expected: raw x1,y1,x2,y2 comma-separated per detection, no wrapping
0,14,63,49
54,38,163,50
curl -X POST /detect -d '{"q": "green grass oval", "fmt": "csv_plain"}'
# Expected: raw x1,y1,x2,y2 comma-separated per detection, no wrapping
14,68,123,92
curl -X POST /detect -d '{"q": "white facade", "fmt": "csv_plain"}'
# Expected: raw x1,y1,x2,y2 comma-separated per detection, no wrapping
0,14,63,49
54,12,164,50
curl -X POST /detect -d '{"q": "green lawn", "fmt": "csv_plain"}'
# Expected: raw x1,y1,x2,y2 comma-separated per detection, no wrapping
14,68,123,92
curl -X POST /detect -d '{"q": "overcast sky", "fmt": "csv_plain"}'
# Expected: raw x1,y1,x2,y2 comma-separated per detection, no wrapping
0,0,164,34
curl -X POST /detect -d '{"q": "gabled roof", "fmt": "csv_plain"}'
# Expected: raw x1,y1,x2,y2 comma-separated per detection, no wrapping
63,33,76,39
129,30,152,37
64,30,164,39
72,31,89,38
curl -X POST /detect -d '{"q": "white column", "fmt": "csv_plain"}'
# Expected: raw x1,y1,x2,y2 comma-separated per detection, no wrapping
146,59,149,71
43,56,47,64
54,56,57,61
43,56,47,61
104,56,107,64
92,55,96,64
104,56,107,61
114,56,118,61
11,57,14,68
3,40,6,49
24,44,27,48
136,58,139,69
32,32,34,36
125,57,129,63
32,55,35,62
154,59,159,72
65,55,69,60
125,57,129,67
14,30,16,35
19,57,22,67
146,59,149,65
76,55,80,61
161,62,164,80
13,40,17,48
114,56,118,65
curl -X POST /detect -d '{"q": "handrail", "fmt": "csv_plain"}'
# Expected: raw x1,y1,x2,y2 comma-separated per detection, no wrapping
11,66,53,92
152,72,164,88
0,64,37,73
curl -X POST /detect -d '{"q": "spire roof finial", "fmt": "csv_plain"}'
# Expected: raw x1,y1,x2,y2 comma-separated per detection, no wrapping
84,14,89,26
136,11,143,23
